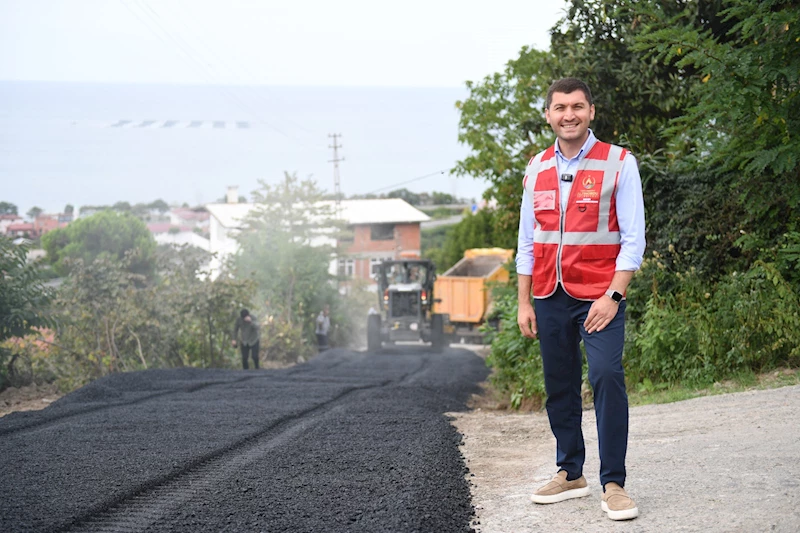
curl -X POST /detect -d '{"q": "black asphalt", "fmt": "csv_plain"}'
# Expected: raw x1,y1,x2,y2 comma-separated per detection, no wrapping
1,346,489,533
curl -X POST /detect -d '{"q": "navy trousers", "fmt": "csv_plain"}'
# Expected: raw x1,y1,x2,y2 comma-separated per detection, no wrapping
534,285,629,488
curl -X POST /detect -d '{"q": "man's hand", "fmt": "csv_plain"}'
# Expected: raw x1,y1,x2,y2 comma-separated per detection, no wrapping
517,303,538,339
584,296,618,334
231,340,237,347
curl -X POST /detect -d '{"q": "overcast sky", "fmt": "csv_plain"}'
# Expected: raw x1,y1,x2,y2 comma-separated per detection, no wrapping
1,0,567,87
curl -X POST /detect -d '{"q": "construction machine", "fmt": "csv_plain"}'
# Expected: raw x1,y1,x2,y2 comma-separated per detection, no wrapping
367,259,445,352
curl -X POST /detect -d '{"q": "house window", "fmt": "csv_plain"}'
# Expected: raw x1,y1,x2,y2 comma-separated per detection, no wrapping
370,223,395,241
338,258,355,278
338,226,354,244
370,257,393,276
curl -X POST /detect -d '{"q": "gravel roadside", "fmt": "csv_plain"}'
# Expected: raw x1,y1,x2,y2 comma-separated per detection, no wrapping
450,384,800,532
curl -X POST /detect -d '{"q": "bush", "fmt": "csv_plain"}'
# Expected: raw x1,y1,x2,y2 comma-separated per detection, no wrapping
625,253,800,386
484,248,800,409
484,283,546,409
709,261,800,373
0,329,58,389
1,237,54,391
261,316,313,364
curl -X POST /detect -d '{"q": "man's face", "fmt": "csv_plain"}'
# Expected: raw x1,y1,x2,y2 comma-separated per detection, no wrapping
545,90,595,145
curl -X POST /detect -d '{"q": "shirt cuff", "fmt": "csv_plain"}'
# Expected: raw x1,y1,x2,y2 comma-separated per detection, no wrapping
615,254,642,272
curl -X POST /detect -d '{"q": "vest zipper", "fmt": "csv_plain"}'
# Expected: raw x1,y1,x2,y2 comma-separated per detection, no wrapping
556,185,565,286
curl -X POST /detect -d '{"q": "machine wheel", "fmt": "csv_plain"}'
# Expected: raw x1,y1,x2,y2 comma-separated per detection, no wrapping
367,314,382,352
431,314,445,352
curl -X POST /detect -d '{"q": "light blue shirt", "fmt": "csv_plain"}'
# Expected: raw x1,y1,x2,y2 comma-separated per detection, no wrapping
516,130,646,276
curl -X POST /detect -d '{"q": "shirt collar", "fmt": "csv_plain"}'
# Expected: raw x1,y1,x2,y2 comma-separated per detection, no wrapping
554,129,597,162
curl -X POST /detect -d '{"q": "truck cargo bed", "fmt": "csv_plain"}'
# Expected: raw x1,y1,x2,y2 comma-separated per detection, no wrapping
434,248,513,325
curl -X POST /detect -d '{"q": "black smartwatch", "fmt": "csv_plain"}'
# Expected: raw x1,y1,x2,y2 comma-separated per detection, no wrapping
605,289,623,304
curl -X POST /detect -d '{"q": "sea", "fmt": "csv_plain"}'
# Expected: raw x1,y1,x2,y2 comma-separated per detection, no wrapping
0,81,488,215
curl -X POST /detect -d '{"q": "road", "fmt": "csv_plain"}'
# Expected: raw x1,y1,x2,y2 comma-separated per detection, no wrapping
1,346,489,533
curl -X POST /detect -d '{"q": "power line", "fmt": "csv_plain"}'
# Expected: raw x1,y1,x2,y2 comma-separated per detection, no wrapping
119,0,296,139
366,169,451,195
141,1,319,138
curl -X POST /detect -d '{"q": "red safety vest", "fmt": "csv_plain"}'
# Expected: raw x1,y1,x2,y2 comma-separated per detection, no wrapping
522,141,627,300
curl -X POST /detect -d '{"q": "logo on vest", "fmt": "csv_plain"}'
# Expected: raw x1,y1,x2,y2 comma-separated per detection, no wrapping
575,173,601,204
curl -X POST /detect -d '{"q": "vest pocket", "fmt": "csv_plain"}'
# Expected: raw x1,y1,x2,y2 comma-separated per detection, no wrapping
533,190,556,211
580,246,619,260
577,246,618,289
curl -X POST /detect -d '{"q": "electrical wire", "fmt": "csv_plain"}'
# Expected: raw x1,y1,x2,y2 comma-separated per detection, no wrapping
120,0,306,142
366,169,452,194
118,1,459,198
142,0,319,138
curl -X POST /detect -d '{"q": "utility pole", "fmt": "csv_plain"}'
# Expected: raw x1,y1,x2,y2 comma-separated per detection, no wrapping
328,133,346,293
328,133,344,218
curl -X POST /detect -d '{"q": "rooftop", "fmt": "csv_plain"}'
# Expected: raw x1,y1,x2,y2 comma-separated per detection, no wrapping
206,198,430,228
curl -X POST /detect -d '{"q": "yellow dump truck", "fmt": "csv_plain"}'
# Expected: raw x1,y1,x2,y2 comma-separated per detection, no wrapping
433,248,514,344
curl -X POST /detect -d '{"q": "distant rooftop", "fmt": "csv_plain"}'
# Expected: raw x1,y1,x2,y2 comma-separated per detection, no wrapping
147,222,194,234
206,198,430,228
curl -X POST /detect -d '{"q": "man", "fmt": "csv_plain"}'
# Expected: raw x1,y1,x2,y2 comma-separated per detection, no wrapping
232,308,260,369
516,78,645,521
315,305,331,352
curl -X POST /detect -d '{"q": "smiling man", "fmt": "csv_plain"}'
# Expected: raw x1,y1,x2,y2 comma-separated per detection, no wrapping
516,78,646,521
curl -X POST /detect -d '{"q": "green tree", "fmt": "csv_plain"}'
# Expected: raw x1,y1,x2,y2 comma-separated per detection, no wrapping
131,203,151,218
147,245,255,368
0,202,18,215
46,244,254,389
63,204,74,216
51,255,145,379
431,192,458,205
148,199,170,213
234,173,342,356
41,210,157,277
78,205,109,217
453,46,558,240
424,209,512,272
26,206,43,220
387,188,422,205
0,237,54,388
549,0,695,156
635,0,800,258
449,0,800,408
454,0,697,247
421,224,452,263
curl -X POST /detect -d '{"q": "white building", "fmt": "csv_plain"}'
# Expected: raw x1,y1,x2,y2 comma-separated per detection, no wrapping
0,214,24,234
205,191,429,281
154,231,211,251
168,207,210,230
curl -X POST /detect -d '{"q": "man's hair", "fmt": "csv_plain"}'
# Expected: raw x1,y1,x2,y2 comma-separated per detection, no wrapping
240,309,250,318
545,78,593,109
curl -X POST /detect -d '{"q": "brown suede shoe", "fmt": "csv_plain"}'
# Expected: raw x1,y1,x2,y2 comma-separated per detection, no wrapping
601,482,639,520
530,470,591,504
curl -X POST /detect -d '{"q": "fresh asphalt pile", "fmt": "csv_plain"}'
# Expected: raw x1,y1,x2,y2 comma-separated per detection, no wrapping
1,346,489,533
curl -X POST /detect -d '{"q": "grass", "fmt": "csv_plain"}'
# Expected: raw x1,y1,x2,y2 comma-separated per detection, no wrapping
472,365,800,412
627,367,800,407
